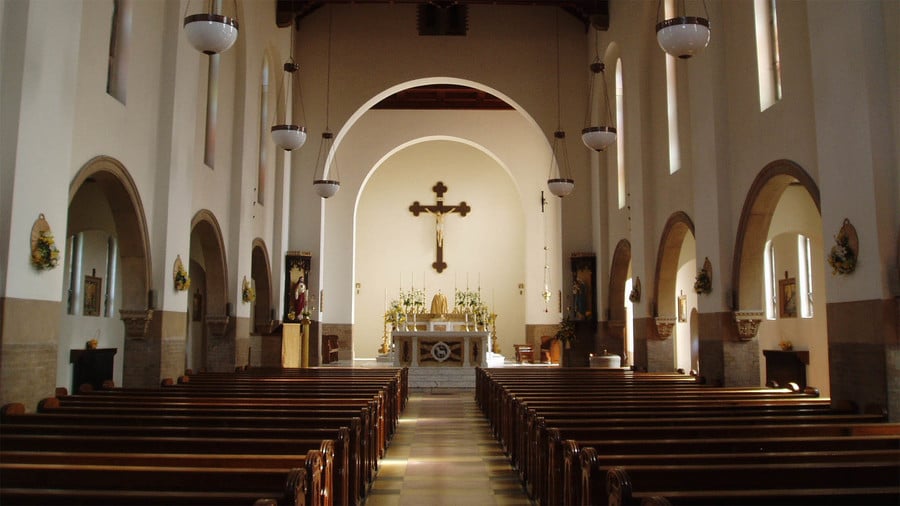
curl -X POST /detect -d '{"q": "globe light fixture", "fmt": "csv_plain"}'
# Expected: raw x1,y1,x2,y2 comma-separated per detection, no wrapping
656,0,710,59
183,1,239,55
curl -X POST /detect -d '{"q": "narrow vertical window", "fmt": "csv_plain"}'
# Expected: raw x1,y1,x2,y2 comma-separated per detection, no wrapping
257,60,270,204
755,0,782,110
615,58,626,209
798,234,813,318
764,240,777,319
106,0,131,104
664,0,681,174
104,237,118,317
204,54,220,169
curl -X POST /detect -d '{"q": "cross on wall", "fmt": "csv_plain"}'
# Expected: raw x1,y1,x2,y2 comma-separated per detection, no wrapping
409,181,471,273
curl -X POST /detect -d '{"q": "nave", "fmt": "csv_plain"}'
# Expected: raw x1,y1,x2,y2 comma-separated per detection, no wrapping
366,392,531,506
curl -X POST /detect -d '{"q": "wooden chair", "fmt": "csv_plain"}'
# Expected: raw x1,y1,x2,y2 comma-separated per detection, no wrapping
514,345,534,364
540,336,560,364
323,335,340,364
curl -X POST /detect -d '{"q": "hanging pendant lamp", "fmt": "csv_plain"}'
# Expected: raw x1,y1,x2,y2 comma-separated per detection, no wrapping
312,6,340,199
313,131,341,198
183,0,239,55
548,131,575,197
656,0,710,59
272,11,308,151
546,11,574,198
581,59,617,151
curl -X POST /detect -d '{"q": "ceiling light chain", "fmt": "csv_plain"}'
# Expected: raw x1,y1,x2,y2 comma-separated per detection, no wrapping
313,5,341,199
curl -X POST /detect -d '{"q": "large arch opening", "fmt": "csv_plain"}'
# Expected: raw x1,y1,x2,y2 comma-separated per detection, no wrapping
608,239,632,364
650,211,696,373
187,210,232,373
64,156,151,388
733,160,828,394
319,76,560,362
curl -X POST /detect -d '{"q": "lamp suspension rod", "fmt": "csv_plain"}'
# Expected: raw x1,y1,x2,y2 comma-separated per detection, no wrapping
325,5,333,131
554,9,561,130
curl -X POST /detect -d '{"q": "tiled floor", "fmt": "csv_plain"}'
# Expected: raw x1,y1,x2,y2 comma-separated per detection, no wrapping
365,391,533,506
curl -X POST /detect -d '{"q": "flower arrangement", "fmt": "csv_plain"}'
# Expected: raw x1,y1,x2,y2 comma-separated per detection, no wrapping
828,233,856,275
31,230,60,270
174,259,190,291
454,289,483,313
241,277,255,303
694,269,711,294
779,339,793,351
86,339,98,350
555,314,577,347
402,288,426,314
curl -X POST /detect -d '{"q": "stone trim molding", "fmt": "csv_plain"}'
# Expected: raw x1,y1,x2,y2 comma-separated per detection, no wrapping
120,309,154,338
206,315,231,338
654,316,676,339
733,310,764,340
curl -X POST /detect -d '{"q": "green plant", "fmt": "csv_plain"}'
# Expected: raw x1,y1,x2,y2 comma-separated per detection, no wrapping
555,315,577,345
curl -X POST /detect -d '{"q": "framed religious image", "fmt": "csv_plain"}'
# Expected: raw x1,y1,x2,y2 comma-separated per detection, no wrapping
779,275,798,318
192,291,202,322
284,252,312,323
570,253,596,322
83,275,101,317
677,293,687,322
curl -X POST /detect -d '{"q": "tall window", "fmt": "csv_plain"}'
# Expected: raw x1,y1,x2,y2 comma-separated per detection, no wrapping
204,55,220,169
755,0,782,110
764,240,777,319
664,0,681,174
106,0,131,104
797,234,813,318
257,60,270,205
615,58,626,209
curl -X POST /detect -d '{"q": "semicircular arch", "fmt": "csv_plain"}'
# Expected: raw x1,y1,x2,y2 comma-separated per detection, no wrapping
732,160,820,310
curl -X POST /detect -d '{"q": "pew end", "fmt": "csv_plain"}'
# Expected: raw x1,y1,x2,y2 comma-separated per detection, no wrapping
1,402,26,419
36,397,60,412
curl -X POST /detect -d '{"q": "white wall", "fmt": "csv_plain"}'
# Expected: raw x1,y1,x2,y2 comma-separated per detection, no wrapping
355,139,525,358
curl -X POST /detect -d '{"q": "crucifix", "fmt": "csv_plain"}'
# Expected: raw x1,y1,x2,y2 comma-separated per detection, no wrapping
409,181,470,273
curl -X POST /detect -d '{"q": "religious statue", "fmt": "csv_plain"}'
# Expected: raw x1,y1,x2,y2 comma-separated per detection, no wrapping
430,291,449,315
292,279,307,317
425,209,446,247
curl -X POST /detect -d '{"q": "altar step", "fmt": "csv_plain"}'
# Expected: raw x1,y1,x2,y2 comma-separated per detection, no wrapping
403,352,509,392
408,367,476,392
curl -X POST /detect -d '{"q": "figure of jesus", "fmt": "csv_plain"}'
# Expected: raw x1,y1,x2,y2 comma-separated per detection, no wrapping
425,209,445,247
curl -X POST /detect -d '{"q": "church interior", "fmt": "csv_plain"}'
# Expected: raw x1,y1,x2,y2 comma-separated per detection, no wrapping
0,0,898,503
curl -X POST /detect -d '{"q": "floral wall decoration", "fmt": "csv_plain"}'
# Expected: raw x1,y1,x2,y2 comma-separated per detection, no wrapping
241,276,255,303
694,257,712,294
827,218,858,275
173,255,190,291
30,213,60,270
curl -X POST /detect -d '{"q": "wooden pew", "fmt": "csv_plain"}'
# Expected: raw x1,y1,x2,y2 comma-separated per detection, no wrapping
603,460,900,506
475,368,900,506
576,438,900,506
2,368,406,506
0,453,321,506
4,404,357,506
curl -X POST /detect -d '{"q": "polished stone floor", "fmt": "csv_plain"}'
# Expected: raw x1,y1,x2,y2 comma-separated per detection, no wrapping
364,392,533,506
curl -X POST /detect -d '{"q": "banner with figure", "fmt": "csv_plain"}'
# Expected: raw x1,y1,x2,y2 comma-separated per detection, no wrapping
284,251,312,323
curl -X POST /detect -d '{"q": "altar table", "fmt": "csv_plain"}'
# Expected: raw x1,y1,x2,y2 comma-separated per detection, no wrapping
392,331,490,368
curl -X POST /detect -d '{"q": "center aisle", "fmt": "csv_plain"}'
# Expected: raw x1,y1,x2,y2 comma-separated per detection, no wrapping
365,391,533,506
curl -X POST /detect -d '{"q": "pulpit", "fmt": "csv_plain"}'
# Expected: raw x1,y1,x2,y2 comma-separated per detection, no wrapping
70,348,116,392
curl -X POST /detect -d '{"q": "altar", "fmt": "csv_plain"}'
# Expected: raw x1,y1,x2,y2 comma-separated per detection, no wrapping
391,330,490,368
